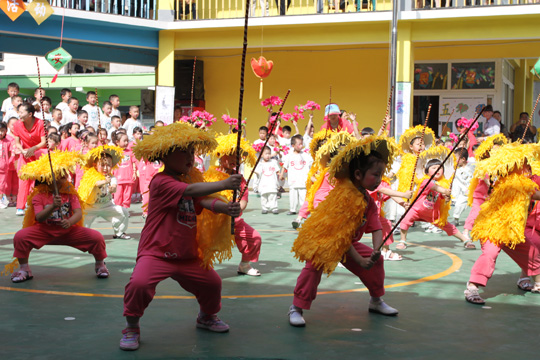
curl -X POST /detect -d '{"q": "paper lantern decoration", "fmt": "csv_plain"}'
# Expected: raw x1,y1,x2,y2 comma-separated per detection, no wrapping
27,0,54,25
0,0,26,21
251,56,274,99
45,47,72,83
532,58,540,79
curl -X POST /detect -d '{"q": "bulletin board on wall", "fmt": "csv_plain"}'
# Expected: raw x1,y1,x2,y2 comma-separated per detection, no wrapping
439,96,487,135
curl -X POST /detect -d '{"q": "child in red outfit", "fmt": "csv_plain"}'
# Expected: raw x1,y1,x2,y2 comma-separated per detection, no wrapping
9,151,109,283
138,158,162,218
0,122,13,208
204,133,262,276
120,122,242,351
113,132,137,208
288,136,400,327
399,146,474,249
129,127,143,203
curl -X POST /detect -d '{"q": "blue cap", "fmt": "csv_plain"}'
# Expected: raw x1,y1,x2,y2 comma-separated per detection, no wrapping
325,104,340,116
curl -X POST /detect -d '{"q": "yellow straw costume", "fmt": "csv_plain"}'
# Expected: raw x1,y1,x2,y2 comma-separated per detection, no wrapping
467,133,508,206
471,143,540,249
78,145,124,206
292,136,399,276
132,122,233,268
396,125,436,194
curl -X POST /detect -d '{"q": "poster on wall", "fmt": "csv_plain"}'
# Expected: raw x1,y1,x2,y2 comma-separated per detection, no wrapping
395,82,412,139
439,96,487,135
155,86,175,125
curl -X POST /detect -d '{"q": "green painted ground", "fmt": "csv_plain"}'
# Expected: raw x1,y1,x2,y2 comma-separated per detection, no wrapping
1,194,539,359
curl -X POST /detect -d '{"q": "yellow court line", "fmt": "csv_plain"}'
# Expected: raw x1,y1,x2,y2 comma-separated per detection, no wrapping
0,228,296,236
0,242,461,299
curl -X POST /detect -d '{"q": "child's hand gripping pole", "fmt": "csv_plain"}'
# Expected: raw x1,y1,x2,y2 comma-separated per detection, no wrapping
237,89,291,201
408,104,432,202
36,57,59,197
519,93,540,143
377,107,486,252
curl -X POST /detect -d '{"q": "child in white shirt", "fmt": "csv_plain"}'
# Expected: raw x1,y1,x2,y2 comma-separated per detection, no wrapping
101,101,113,130
62,97,79,124
82,91,103,130
34,96,53,122
280,135,313,215
253,126,268,146
451,147,474,226
109,94,121,118
278,125,292,147
123,106,142,140
1,82,19,120
4,95,22,121
254,146,280,214
55,88,72,113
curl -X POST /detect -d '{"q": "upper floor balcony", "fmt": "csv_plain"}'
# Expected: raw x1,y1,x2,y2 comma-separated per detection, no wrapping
37,0,540,21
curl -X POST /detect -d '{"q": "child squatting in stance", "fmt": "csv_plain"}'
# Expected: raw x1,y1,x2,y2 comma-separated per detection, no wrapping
120,123,242,351
10,151,109,283
288,136,400,327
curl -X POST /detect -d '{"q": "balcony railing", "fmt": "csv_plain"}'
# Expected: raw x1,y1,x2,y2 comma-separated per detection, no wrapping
47,0,156,19
415,0,538,9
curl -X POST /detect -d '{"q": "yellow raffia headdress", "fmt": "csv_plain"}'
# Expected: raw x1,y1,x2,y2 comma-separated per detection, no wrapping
18,151,82,184
314,131,355,168
309,129,333,159
398,125,436,154
212,133,256,167
415,145,456,181
473,142,540,179
474,133,508,161
133,122,218,162
84,145,124,169
328,135,400,182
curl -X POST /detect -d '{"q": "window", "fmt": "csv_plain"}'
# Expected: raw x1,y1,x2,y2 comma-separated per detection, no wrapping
451,62,495,90
414,63,448,90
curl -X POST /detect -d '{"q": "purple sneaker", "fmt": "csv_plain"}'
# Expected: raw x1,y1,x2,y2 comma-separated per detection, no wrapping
196,314,230,333
119,327,140,351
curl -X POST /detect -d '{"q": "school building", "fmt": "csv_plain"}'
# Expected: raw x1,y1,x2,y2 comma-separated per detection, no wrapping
1,1,539,138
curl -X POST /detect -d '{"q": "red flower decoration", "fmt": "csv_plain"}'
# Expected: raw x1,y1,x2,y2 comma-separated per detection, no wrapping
251,56,274,79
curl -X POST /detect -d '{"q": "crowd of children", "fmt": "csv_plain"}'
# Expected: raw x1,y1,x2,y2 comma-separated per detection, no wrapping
3,82,540,351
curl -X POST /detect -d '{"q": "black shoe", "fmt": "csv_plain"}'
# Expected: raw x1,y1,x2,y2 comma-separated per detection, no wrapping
287,211,297,215
262,210,268,214
114,233,131,240
453,220,460,227
292,220,300,229
272,210,279,214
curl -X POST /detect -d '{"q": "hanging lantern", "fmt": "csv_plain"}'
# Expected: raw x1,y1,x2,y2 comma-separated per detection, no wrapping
251,56,273,99
45,47,72,83
531,57,540,79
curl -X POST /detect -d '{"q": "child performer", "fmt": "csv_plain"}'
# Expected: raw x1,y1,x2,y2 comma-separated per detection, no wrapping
78,145,131,240
450,148,473,227
394,125,436,249
292,129,332,229
399,146,475,249
254,146,280,214
113,132,137,208
0,122,13,208
120,123,242,350
463,134,507,239
288,136,400,327
74,133,99,189
8,151,109,283
464,143,540,304
280,134,313,216
204,133,262,276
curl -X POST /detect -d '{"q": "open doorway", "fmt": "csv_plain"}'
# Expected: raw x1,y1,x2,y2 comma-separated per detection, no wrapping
413,96,440,137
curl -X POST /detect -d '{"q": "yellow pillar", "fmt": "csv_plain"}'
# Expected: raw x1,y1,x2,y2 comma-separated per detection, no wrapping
525,60,534,114
157,31,175,87
396,22,414,126
514,59,526,123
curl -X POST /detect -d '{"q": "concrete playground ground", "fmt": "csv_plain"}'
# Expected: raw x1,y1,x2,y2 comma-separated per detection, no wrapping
1,193,539,359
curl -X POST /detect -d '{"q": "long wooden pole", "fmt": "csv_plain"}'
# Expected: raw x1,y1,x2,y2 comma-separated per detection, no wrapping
95,88,101,132
520,93,540,143
36,57,59,196
231,0,251,235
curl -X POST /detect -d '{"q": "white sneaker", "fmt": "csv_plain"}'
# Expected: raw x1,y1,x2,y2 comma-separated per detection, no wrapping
424,225,434,233
369,300,399,316
288,305,306,327
432,227,442,234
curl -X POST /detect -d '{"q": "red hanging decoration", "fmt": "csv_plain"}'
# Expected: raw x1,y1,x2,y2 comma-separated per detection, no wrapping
251,56,274,99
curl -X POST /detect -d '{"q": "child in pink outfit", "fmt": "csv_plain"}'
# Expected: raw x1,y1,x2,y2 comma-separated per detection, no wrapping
74,133,99,189
129,127,143,203
399,159,474,249
10,174,109,283
113,133,137,208
120,129,242,351
60,123,81,151
0,123,13,208
138,158,162,218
